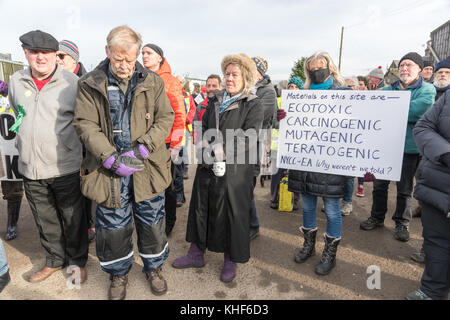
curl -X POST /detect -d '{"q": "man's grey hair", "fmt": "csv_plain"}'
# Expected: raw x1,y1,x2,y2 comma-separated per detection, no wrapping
106,25,142,54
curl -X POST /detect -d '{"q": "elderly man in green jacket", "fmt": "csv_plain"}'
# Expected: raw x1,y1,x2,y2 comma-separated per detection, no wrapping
73,25,174,300
360,52,436,242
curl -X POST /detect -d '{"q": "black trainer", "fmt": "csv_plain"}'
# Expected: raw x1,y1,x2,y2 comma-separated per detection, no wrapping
406,289,432,300
360,217,384,230
394,224,409,242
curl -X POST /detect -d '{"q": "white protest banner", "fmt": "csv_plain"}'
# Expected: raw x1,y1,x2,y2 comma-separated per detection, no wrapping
0,97,21,181
277,90,411,181
194,93,205,106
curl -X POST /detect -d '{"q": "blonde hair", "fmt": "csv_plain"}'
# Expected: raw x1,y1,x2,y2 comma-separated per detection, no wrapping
303,52,345,89
221,53,258,95
107,25,142,54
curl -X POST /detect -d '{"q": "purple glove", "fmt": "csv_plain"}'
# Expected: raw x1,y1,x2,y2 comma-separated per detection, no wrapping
103,153,145,177
120,144,150,160
277,109,287,121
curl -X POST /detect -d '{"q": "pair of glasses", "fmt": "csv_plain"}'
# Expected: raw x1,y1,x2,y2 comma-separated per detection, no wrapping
57,53,67,60
399,63,416,69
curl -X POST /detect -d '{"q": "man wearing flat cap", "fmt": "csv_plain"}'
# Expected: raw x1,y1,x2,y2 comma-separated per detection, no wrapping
360,52,436,243
8,30,88,284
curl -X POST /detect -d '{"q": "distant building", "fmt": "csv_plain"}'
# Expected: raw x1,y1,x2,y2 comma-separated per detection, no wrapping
0,53,25,84
185,77,206,93
425,20,450,63
384,60,400,85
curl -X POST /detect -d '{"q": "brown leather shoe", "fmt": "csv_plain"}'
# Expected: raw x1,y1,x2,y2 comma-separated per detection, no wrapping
71,267,88,284
29,266,62,283
109,275,128,300
146,268,167,296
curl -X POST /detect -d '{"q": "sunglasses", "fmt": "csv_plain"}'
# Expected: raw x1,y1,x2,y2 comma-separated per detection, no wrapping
57,53,67,60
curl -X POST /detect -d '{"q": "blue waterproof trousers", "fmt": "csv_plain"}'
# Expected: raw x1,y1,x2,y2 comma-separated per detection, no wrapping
95,175,169,278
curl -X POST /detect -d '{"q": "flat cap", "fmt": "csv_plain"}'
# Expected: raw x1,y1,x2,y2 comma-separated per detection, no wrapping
20,30,59,52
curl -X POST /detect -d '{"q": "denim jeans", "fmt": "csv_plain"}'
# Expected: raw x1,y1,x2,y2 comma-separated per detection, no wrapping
0,239,9,277
343,177,354,203
370,153,420,226
301,193,342,238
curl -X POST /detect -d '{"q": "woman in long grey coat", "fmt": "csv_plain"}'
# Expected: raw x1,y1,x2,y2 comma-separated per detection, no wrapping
172,53,263,283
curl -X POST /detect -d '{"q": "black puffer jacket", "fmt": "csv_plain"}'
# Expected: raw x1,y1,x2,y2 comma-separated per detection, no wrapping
413,90,450,216
288,79,349,198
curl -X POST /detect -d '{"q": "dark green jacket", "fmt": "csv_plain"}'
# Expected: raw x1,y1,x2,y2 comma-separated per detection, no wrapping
383,77,436,154
73,59,174,208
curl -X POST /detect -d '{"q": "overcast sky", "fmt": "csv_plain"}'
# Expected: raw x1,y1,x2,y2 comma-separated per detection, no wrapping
1,0,449,82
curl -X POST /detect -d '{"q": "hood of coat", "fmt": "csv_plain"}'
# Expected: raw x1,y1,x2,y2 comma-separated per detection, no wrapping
255,74,272,89
155,58,173,77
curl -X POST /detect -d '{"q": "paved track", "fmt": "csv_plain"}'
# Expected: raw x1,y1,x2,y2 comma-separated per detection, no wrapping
0,165,444,300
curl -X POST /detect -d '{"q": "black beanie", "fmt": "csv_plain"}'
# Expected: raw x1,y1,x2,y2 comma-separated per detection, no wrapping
144,43,164,58
423,60,434,69
399,52,424,70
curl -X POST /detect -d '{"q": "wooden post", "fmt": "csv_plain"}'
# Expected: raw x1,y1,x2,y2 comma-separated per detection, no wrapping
339,26,344,71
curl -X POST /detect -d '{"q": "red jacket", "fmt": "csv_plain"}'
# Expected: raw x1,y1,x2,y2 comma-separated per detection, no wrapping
156,59,186,149
197,96,209,121
183,89,196,126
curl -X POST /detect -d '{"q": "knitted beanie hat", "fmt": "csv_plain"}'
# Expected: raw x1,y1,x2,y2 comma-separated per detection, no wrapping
434,57,450,72
368,66,384,79
399,52,424,70
423,60,434,70
288,77,304,89
59,40,79,62
252,56,268,75
144,43,164,58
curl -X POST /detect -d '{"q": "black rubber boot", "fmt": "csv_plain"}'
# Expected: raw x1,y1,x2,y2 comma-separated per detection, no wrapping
315,233,341,276
294,227,317,263
0,270,11,293
5,200,21,241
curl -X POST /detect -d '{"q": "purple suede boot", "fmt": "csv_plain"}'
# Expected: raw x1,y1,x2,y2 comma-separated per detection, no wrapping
220,254,237,283
172,243,205,269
